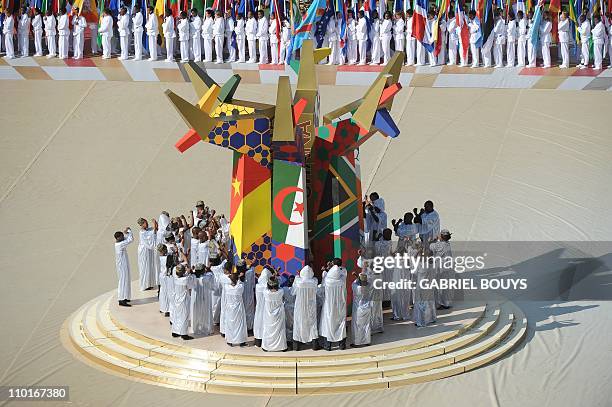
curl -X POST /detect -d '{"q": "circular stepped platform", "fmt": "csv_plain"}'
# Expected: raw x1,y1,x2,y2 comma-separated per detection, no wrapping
62,289,527,396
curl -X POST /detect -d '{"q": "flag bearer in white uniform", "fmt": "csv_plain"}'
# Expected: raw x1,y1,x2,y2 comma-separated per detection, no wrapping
146,6,158,60
246,10,257,62
132,4,144,60
178,11,190,62
190,9,202,61
235,13,246,62
256,9,268,63
72,8,86,59
32,8,43,56
44,10,56,58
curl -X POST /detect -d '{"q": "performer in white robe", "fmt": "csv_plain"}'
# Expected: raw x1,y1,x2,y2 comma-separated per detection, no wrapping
210,256,226,325
224,274,248,346
319,259,347,350
413,251,437,327
283,275,296,343
367,259,384,334
292,265,319,350
238,260,256,331
157,244,171,315
114,228,133,306
253,267,272,347
137,218,158,291
171,265,194,340
262,278,287,352
190,264,215,336
375,228,393,302
365,193,388,245
430,230,454,309
218,262,232,337
351,273,372,346
418,200,440,244
391,244,415,320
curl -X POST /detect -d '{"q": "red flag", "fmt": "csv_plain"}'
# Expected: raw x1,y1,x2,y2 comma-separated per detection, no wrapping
549,0,560,42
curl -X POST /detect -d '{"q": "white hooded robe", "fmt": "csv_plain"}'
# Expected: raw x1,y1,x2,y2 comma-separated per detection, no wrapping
262,289,287,351
138,227,158,290
171,274,191,335
115,230,134,301
292,265,319,343
224,283,248,345
190,272,215,335
253,268,271,340
319,265,347,342
351,281,372,345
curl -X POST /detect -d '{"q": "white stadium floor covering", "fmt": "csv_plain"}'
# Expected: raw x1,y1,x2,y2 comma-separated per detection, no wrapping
0,80,611,406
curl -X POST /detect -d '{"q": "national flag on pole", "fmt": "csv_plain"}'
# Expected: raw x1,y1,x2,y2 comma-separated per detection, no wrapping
482,0,494,45
413,0,434,51
530,0,544,47
170,0,178,16
394,0,404,11
272,0,282,55
314,5,334,48
568,0,579,43
548,0,560,42
336,0,347,49
456,0,470,59
286,0,327,62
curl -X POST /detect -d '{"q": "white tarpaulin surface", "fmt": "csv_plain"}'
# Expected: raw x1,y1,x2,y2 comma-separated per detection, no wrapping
0,81,611,406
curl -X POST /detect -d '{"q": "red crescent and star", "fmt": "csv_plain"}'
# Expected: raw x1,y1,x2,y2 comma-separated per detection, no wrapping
273,187,304,226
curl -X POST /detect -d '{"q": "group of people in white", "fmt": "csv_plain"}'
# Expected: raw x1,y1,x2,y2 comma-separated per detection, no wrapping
113,196,455,351
4,4,610,69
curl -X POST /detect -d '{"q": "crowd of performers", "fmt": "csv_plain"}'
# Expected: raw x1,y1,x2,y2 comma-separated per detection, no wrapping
113,196,455,352
2,2,610,69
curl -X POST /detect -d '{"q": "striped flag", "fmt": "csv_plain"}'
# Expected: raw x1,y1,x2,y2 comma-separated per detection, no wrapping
286,0,327,62
413,0,433,51
456,0,470,59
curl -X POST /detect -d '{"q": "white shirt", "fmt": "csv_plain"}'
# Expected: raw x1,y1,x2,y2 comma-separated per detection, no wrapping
256,16,268,39
234,18,245,38
539,20,552,44
557,18,569,43
117,14,130,36
43,15,56,36
380,19,393,39
506,19,517,42
578,19,591,40
592,21,605,44
73,15,86,35
245,17,257,40
145,12,158,34
58,14,70,35
18,14,30,35
99,15,113,38
213,16,224,37
32,14,43,33
269,19,278,43
393,18,405,40
162,15,176,38
2,15,14,35
202,16,213,39
356,17,367,41
468,18,480,44
190,15,202,38
178,17,190,41
132,11,144,33
347,18,357,41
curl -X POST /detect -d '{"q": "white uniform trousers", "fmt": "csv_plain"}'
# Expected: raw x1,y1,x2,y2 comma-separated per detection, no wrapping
46,34,56,56
470,43,479,67
34,31,43,55
559,41,569,67
394,37,404,62
258,38,268,63
371,37,381,63
580,41,589,66
203,38,213,61
59,34,69,58
214,36,223,62
133,32,143,60
494,43,503,66
541,42,551,67
416,40,426,65
448,38,458,64
119,35,129,59
226,34,235,61
517,37,526,66
527,40,536,66
358,39,367,64
4,34,14,58
192,37,201,61
247,38,256,62
19,34,29,57
438,38,446,64
406,37,415,65
236,37,245,61
381,37,391,64
147,35,157,59
593,42,603,69
179,40,189,61
506,40,515,66
164,36,174,61
270,41,279,64
73,33,84,58
101,35,111,58
346,39,357,63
